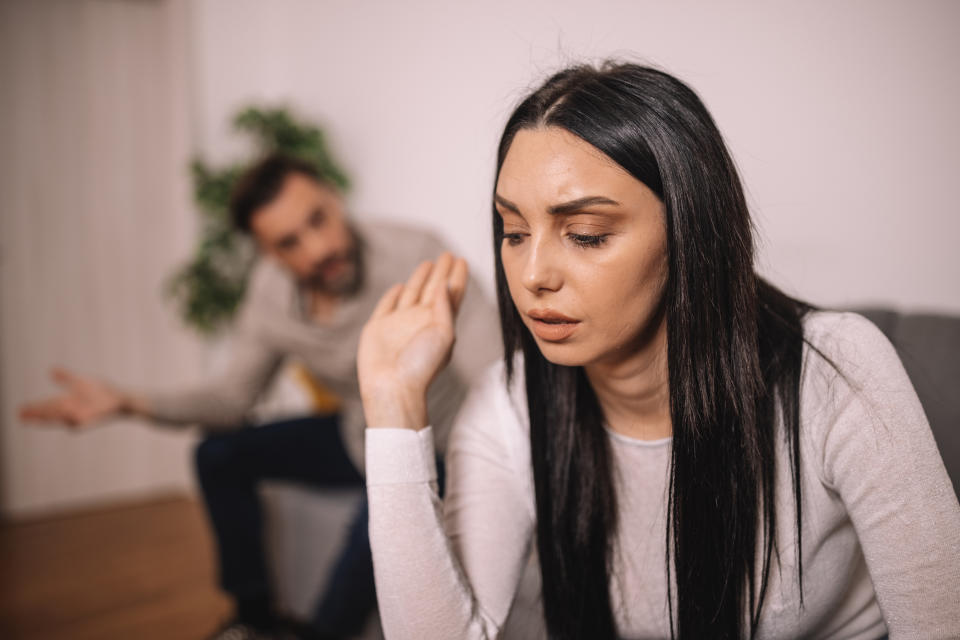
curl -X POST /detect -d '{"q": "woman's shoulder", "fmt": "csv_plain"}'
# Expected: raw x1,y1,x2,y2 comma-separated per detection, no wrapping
800,309,902,382
797,310,927,472
802,309,885,347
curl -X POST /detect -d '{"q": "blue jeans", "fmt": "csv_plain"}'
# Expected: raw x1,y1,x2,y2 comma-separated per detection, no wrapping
194,415,372,636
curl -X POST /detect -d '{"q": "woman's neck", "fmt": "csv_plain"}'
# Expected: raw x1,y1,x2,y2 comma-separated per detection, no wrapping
585,317,671,441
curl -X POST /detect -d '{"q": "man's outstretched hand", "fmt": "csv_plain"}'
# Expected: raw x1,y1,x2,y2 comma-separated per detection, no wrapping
19,368,127,429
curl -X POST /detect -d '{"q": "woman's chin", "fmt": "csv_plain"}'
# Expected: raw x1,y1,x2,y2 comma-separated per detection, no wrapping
534,340,591,367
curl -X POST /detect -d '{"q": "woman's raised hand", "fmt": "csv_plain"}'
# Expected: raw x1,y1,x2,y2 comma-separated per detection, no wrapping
358,252,468,430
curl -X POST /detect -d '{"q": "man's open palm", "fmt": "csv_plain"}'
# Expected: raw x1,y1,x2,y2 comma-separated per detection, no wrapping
19,368,123,428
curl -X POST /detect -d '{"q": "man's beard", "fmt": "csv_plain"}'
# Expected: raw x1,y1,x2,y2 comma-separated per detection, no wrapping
301,227,365,296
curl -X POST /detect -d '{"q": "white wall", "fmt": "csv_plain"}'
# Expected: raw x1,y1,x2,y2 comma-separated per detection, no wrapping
191,0,960,312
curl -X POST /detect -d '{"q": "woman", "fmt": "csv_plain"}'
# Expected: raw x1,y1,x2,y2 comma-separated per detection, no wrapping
357,63,960,639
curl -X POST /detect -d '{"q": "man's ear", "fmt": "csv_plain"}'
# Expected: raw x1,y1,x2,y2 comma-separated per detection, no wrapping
248,218,273,258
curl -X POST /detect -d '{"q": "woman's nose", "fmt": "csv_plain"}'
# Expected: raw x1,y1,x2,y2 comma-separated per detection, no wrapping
522,237,563,294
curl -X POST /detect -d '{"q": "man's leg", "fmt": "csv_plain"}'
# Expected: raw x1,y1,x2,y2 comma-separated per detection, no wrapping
310,498,375,637
194,414,362,632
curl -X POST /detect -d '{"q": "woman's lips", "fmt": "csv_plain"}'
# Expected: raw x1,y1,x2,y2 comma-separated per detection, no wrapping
527,309,580,342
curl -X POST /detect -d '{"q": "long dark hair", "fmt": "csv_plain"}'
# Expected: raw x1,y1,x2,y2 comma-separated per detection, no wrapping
493,63,811,639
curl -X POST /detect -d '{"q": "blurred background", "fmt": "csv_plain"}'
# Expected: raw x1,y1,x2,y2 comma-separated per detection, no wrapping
0,0,958,637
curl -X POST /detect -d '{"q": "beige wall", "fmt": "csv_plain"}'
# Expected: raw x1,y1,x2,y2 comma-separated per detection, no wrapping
0,0,201,517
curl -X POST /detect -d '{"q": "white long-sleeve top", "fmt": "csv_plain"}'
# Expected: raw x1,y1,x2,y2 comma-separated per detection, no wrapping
366,311,960,639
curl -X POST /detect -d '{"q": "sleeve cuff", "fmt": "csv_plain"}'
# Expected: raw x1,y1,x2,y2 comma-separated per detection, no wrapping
365,426,437,486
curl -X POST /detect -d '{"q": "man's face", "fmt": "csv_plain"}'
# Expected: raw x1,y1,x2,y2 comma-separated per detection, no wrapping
250,173,361,295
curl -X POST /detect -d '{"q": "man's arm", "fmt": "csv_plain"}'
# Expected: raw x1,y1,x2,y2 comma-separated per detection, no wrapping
19,366,150,429
20,261,284,431
20,323,281,431
138,325,282,430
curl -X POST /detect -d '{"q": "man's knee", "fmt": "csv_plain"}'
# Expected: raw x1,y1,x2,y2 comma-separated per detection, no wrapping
194,433,240,481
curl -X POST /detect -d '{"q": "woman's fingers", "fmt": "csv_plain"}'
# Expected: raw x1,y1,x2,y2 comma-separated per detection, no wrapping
370,283,404,320
373,253,466,321
396,260,434,308
423,253,467,316
421,252,454,305
448,257,468,314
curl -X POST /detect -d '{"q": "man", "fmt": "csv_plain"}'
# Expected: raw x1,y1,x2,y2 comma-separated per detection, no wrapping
20,154,500,639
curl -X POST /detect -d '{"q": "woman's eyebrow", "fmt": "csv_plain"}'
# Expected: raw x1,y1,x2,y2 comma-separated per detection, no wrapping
494,194,521,214
495,194,621,216
548,196,620,215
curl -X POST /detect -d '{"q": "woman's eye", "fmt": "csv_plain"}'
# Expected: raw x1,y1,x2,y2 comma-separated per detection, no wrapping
569,233,608,248
503,233,525,246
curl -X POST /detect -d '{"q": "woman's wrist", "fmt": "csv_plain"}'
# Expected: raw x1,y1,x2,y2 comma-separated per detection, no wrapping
362,388,428,431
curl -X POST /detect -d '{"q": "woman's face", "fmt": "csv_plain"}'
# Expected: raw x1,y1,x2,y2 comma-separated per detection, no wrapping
495,126,668,368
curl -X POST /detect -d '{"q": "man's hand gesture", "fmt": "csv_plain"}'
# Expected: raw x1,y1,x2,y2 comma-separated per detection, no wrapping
19,368,126,429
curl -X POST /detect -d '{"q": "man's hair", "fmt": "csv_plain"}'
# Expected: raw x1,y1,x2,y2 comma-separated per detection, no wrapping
230,154,325,233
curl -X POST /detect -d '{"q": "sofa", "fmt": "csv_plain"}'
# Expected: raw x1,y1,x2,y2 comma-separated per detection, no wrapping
263,308,960,639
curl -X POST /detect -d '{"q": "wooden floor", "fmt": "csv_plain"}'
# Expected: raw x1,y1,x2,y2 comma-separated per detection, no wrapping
0,496,231,640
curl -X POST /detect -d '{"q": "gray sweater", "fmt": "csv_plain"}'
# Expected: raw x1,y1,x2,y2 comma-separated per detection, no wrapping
145,219,501,472
366,311,960,639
